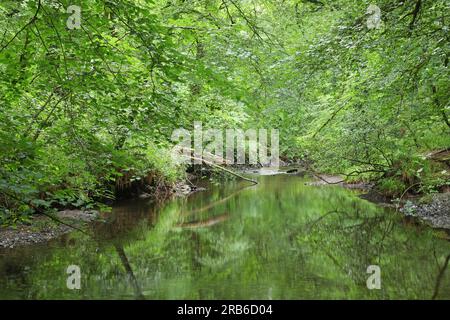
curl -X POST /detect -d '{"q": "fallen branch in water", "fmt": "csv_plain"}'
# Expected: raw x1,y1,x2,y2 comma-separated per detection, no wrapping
303,161,344,185
173,147,258,185
192,155,258,184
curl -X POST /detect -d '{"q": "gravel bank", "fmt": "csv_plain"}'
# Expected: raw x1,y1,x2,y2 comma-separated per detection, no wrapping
401,193,450,230
0,210,98,249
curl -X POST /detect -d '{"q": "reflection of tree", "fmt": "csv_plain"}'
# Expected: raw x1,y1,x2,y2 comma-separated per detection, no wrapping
92,199,161,241
301,202,450,298
304,207,391,285
172,184,251,274
190,231,202,271
114,244,145,299
304,203,412,286
432,253,450,300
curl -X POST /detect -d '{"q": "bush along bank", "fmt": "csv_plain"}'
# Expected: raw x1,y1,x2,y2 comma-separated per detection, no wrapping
0,136,189,247
302,149,450,230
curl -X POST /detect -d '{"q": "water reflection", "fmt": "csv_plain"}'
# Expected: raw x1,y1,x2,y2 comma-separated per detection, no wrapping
0,174,449,299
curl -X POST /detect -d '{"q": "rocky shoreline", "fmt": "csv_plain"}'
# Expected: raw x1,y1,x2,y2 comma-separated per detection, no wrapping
308,174,450,230
400,193,450,230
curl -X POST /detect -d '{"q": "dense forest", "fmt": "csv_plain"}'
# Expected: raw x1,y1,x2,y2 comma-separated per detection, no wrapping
0,0,449,226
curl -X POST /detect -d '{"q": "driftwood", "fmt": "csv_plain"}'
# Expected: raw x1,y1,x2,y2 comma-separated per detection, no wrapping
173,146,258,185
426,148,450,162
193,155,258,185
303,161,345,185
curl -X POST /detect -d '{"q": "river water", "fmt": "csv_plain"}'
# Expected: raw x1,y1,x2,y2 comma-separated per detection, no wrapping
0,174,449,299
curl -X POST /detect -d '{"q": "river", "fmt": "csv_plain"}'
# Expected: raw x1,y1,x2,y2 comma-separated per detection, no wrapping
0,174,449,299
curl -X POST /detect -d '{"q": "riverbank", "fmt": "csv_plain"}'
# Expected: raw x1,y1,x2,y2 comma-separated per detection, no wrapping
307,173,450,230
2,172,449,299
0,181,196,249
400,193,450,230
0,210,97,249
2,167,449,249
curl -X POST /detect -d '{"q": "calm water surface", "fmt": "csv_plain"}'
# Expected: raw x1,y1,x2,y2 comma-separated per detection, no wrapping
0,174,449,299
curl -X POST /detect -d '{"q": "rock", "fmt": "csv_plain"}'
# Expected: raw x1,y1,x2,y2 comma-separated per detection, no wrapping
56,210,99,222
173,182,194,196
278,159,288,167
400,193,450,229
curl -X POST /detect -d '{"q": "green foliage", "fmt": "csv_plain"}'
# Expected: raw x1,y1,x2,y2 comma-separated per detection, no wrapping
0,0,449,224
377,178,406,197
246,0,450,193
0,0,238,224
